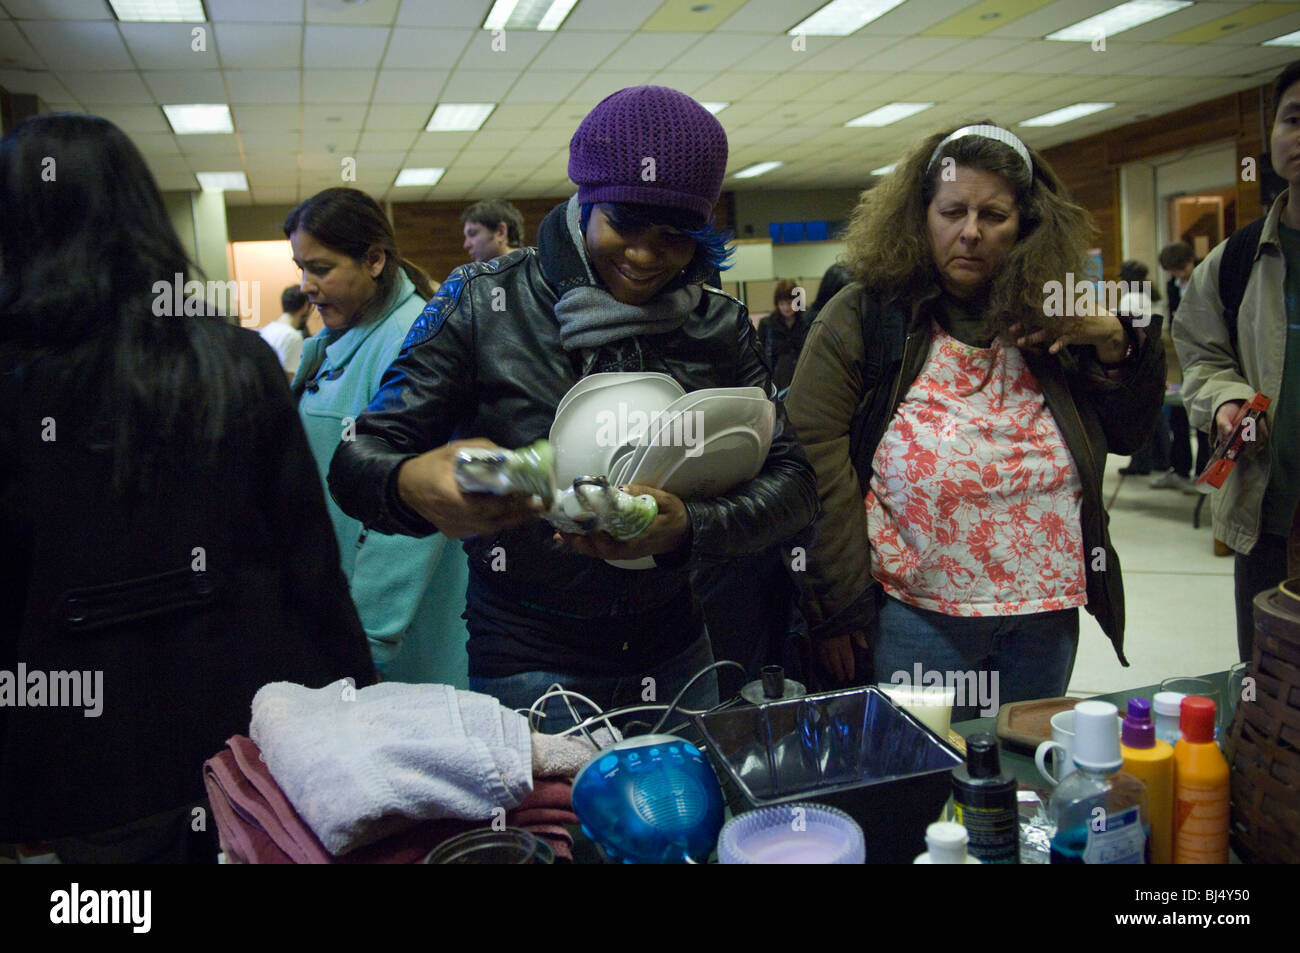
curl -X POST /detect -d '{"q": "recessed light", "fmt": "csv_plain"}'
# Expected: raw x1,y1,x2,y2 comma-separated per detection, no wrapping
426,103,496,131
395,167,445,187
691,4,712,11
163,103,233,134
1046,1,1192,42
196,171,247,191
699,102,729,114
483,0,578,31
108,0,205,22
845,102,934,127
871,163,897,175
1265,29,1300,46
789,0,907,37
733,161,783,178
1019,103,1115,126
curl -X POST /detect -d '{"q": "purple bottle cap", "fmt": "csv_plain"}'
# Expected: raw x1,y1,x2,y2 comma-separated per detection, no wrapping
1122,697,1155,748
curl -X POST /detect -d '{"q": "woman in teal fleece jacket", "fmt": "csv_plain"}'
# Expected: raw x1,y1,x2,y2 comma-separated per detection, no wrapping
286,188,469,686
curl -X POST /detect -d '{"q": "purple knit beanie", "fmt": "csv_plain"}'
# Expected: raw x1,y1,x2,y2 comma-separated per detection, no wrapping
568,85,728,225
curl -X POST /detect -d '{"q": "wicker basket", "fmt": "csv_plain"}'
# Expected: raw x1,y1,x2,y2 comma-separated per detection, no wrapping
1222,580,1300,864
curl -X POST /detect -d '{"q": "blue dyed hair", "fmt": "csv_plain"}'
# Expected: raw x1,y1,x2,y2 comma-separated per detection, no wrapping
580,202,734,283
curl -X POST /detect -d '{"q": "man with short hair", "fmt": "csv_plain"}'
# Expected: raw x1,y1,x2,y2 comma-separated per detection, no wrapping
1159,241,1196,314
460,199,524,263
1174,59,1300,661
259,286,312,383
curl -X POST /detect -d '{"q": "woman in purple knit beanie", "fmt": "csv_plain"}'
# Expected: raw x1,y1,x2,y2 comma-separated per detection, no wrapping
328,87,818,732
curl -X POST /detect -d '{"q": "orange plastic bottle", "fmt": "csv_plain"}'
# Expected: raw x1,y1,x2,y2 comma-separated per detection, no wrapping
1172,696,1230,864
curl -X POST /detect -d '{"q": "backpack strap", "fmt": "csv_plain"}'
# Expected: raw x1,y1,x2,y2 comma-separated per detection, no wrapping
1217,216,1266,357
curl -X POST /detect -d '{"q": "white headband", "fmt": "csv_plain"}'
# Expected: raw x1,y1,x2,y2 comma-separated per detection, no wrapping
926,124,1033,177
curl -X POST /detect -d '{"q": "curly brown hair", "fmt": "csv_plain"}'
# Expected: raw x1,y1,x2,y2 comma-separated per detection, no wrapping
842,121,1096,338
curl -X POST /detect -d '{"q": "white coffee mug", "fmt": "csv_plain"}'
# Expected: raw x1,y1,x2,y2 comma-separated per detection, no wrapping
1035,709,1077,787
1034,706,1123,786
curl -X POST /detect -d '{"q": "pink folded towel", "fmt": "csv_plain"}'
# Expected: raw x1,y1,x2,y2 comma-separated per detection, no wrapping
203,736,577,864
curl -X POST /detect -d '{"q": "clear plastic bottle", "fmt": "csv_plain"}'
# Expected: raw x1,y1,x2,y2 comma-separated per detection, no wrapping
1049,701,1151,864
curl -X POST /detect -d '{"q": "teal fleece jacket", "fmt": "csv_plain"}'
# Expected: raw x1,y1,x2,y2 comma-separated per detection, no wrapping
294,271,469,685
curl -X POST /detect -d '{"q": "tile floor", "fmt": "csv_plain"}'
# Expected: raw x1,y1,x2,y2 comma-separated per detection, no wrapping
1069,455,1240,697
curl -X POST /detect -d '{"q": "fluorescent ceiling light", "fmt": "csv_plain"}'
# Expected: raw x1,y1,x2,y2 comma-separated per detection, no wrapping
426,103,496,131
484,0,578,31
196,171,247,191
733,161,783,179
1019,102,1115,126
789,0,907,37
700,102,730,115
871,163,897,175
1046,1,1192,42
845,102,934,127
1264,30,1300,47
163,104,233,134
395,167,446,187
109,0,206,21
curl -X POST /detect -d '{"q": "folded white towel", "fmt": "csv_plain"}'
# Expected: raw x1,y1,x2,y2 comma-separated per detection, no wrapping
250,680,534,856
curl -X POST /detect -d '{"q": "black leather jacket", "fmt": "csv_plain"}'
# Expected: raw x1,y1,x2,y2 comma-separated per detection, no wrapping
328,221,818,677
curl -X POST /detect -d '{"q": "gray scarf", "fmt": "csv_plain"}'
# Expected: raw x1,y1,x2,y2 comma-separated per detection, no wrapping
550,195,702,351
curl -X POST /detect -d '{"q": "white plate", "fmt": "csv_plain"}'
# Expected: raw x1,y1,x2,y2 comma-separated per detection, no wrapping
553,372,681,422
550,374,684,487
633,425,769,499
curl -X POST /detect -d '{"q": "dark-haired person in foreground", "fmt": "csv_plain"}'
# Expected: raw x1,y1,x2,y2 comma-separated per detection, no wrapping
330,87,817,730
1174,59,1300,662
0,115,375,862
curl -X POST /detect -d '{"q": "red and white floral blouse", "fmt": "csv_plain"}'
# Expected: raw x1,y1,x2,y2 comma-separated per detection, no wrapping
865,323,1087,616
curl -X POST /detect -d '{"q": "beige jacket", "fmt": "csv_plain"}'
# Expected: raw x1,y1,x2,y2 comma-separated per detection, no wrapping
1173,190,1290,554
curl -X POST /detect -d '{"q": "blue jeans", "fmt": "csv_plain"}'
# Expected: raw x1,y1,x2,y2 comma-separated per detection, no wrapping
874,596,1080,722
469,635,719,735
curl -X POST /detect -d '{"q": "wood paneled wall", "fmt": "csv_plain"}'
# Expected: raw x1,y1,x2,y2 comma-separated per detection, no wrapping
392,194,731,286
1041,84,1270,279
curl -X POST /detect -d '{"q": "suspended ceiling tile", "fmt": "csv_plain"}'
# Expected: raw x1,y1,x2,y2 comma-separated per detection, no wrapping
0,67,71,99
83,103,169,131
125,130,181,154
458,25,550,70
232,103,302,130
789,34,898,71
227,69,300,104
302,68,376,103
59,70,154,104
239,131,300,152
666,31,769,72
22,20,132,70
305,0,400,27
439,66,518,100
206,0,304,22
381,27,475,68
214,23,302,69
303,24,391,70
715,0,826,33
395,0,491,29
356,128,418,150
3,0,114,17
502,69,584,103
563,1,661,32
923,0,1057,38
120,22,218,71
364,102,432,128
143,69,227,102
0,20,47,68
526,29,627,70
568,69,657,101
372,69,447,104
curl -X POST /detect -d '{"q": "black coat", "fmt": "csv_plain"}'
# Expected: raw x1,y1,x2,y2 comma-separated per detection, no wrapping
328,202,819,678
757,311,809,390
0,320,376,840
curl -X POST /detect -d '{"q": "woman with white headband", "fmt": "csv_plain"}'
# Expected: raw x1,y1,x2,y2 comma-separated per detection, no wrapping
785,122,1165,714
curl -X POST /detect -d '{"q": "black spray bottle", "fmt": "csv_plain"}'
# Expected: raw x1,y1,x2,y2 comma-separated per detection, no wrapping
951,732,1019,864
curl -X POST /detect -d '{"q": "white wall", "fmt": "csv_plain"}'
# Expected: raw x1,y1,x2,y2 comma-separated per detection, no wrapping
1153,142,1237,256
727,240,775,284
772,241,845,281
